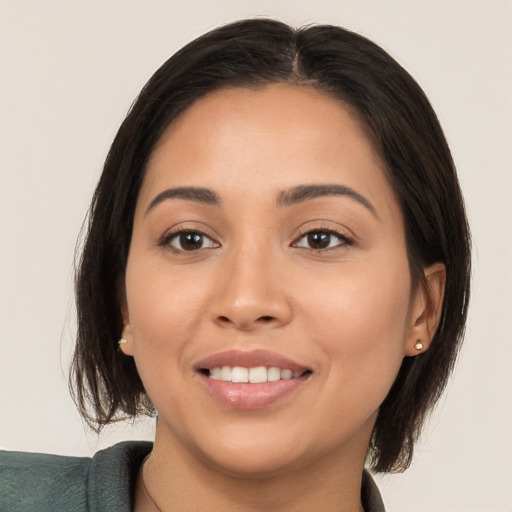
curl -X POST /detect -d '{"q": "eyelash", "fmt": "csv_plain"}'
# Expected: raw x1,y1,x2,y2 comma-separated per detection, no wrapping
159,227,353,254
159,228,220,253
292,228,353,251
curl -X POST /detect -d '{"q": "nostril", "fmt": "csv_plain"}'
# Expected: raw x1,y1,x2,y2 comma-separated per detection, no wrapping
214,314,280,328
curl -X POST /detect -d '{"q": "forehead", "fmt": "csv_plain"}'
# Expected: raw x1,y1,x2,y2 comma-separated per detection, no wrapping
139,84,400,223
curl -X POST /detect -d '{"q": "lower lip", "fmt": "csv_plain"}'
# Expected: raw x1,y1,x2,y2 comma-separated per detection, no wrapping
199,374,310,409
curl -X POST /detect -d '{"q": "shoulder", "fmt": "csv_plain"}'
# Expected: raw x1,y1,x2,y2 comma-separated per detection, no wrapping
361,469,386,512
0,441,152,512
0,449,91,511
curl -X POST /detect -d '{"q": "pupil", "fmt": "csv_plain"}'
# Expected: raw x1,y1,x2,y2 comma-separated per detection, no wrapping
180,233,203,250
308,232,330,249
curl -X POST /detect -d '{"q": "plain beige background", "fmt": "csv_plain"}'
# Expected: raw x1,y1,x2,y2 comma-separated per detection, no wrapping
1,1,511,511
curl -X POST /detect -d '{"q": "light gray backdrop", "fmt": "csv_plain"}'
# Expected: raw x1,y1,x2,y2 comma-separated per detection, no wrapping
1,1,511,511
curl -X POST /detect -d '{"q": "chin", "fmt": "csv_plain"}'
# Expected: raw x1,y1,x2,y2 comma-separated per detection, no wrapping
176,418,313,478
202,443,309,479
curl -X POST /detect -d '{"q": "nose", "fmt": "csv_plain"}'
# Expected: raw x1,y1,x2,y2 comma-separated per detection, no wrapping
209,247,293,331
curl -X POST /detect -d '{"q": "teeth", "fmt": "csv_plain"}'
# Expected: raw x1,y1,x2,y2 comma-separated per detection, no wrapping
211,367,223,380
267,367,281,382
281,369,293,380
221,366,232,381
231,367,248,383
249,366,267,383
208,366,304,383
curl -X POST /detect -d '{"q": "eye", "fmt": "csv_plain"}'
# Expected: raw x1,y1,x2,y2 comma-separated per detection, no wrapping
294,230,350,251
163,231,219,252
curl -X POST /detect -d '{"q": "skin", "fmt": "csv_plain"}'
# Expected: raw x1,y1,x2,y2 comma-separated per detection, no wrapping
120,84,445,512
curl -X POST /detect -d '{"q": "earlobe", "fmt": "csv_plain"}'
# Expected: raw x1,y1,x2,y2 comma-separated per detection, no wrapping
119,288,135,356
405,262,446,357
119,324,135,356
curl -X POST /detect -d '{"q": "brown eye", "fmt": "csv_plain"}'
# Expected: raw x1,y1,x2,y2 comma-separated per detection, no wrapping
167,231,219,252
295,230,349,251
307,232,331,249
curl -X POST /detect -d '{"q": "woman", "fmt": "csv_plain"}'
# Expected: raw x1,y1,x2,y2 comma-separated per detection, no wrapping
0,18,470,512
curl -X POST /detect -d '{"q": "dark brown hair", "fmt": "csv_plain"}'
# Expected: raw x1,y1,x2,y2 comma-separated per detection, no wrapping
71,18,471,473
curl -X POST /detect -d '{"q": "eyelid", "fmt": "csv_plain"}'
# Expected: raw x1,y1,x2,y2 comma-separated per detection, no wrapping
293,230,352,250
294,221,355,241
291,221,355,251
158,223,221,252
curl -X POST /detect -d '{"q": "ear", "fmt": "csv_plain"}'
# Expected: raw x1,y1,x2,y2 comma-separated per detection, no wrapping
119,323,135,357
404,262,446,357
118,284,135,357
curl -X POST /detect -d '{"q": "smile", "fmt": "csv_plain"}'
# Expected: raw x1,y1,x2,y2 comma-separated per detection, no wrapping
196,350,312,409
207,366,305,383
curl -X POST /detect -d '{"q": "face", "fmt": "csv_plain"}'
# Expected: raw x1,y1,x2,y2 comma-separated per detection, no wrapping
121,84,426,476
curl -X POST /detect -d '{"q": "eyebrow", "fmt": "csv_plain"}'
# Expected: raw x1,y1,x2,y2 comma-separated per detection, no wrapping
277,184,377,217
145,187,221,214
145,183,377,217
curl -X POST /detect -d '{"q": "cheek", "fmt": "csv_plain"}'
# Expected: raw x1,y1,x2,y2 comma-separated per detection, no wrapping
124,257,208,369
303,255,411,338
123,258,214,422
300,257,412,406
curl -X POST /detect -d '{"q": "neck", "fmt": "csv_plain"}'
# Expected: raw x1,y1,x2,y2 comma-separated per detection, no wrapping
135,420,371,512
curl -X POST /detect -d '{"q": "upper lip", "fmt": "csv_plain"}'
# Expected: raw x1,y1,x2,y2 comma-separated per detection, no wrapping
195,349,310,374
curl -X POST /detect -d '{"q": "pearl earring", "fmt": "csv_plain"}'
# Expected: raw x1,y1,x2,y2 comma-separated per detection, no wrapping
414,340,423,351
118,337,128,346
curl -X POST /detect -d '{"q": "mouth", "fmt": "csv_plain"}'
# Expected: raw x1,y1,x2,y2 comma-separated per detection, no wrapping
199,366,311,383
195,350,312,409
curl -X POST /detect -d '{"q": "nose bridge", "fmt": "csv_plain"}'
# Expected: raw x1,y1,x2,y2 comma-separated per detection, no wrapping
210,238,291,330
